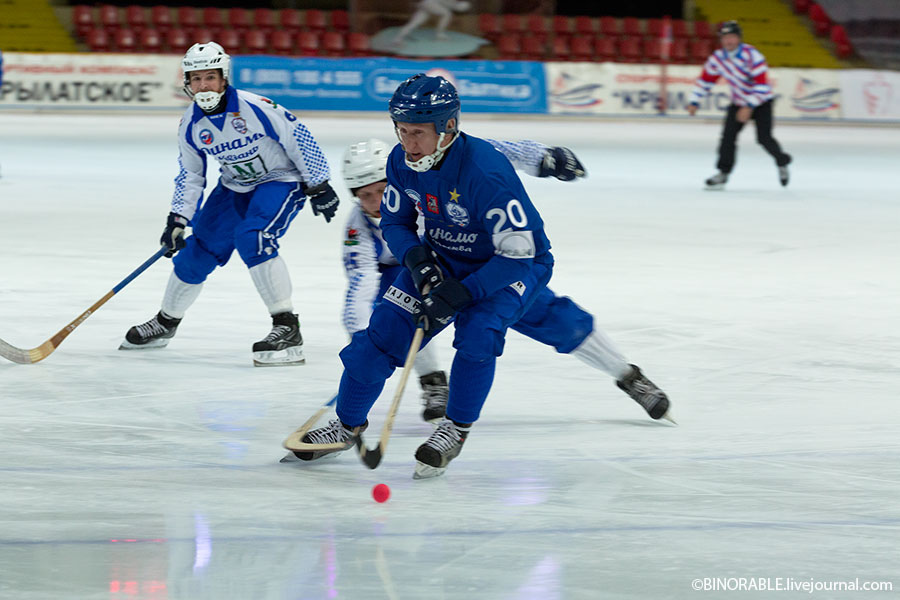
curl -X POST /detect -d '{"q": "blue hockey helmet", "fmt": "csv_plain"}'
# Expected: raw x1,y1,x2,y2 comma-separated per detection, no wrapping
389,73,461,134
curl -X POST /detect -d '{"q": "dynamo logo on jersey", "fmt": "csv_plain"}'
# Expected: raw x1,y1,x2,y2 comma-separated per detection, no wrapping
444,202,470,227
199,129,214,145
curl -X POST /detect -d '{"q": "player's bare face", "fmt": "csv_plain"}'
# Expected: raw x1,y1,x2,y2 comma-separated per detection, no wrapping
395,122,441,162
356,181,386,218
188,69,225,94
720,33,741,52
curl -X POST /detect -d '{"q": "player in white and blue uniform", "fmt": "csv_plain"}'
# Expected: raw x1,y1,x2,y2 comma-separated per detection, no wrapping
294,74,670,478
339,137,588,423
120,42,339,366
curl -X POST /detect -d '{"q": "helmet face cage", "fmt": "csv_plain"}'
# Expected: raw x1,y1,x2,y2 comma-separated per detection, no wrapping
388,73,461,134
342,138,391,191
718,20,742,37
182,42,231,110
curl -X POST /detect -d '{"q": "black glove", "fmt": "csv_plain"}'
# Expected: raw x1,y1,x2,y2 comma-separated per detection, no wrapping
404,245,444,296
414,278,472,336
160,212,188,258
538,146,586,181
305,181,339,223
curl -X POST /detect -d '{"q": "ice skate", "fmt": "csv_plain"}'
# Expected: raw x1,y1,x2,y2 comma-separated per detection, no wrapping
419,371,448,423
705,172,728,190
286,418,367,461
252,312,304,367
616,364,673,422
413,418,470,479
778,165,789,187
119,311,181,349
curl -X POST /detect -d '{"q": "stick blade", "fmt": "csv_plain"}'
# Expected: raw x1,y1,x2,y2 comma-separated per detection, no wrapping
0,338,39,364
358,438,384,469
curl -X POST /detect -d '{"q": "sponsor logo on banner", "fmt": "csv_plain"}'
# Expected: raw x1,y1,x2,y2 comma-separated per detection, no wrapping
790,77,839,113
426,194,440,214
863,75,893,115
549,72,604,109
444,202,470,227
231,117,248,133
199,129,213,144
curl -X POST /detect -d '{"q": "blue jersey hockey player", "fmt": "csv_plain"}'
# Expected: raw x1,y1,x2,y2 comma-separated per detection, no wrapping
293,74,670,478
120,42,339,366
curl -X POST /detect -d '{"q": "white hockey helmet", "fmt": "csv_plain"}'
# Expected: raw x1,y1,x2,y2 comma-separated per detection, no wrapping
342,138,391,191
182,41,231,111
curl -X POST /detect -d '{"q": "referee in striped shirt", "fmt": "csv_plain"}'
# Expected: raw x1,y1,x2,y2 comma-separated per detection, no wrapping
687,21,792,189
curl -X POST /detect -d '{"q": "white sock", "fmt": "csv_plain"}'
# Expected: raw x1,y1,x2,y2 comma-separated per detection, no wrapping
571,329,632,380
249,256,293,315
160,272,203,319
414,342,441,376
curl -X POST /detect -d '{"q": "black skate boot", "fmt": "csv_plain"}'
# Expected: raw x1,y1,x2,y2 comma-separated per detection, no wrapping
252,312,304,367
283,418,367,462
778,165,790,187
413,418,471,479
419,371,448,423
617,364,672,421
705,171,728,190
119,311,181,350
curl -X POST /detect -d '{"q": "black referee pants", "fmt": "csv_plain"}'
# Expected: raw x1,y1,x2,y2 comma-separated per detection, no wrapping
716,100,791,174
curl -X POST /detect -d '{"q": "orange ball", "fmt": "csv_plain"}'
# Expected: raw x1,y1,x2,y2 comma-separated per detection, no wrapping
372,483,391,503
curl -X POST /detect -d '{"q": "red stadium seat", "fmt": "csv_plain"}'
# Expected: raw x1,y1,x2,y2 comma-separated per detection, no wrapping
347,32,371,56
201,8,224,31
647,19,663,38
809,4,830,36
526,15,548,43
623,17,641,37
228,8,251,30
73,5,94,38
217,29,242,53
150,6,172,34
672,19,689,38
570,35,593,61
98,4,119,30
619,36,642,62
139,28,162,52
644,37,662,61
305,9,327,32
124,6,146,33
296,30,320,55
86,27,110,52
690,39,713,63
595,36,617,61
497,33,521,60
176,7,199,35
166,28,189,53
245,29,267,54
794,0,811,14
191,28,214,46
479,14,502,41
331,10,350,32
574,16,594,36
503,14,525,35
551,36,571,60
279,9,302,32
599,16,618,37
521,36,545,60
322,31,345,56
552,15,571,38
670,38,689,63
253,9,276,33
830,24,852,58
271,30,294,55
114,28,137,52
693,21,714,40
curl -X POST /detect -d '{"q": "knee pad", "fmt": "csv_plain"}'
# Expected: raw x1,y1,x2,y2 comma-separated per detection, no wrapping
339,330,397,385
172,236,221,284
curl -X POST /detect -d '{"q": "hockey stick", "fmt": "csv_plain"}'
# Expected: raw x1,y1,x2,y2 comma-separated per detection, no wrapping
357,327,425,469
0,247,168,364
282,394,344,452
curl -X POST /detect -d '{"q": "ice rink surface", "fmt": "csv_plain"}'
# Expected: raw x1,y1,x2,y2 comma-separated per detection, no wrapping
0,112,898,599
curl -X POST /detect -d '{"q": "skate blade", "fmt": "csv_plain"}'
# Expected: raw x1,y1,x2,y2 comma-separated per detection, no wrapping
119,338,171,350
253,347,305,367
280,450,342,463
661,412,678,425
704,184,725,191
413,461,446,480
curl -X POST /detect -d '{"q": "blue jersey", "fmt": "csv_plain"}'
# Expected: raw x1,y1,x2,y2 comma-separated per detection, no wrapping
381,132,553,302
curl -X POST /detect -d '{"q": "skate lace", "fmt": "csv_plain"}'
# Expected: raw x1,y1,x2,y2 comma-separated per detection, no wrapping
425,421,461,453
135,317,167,338
421,384,448,409
306,419,353,445
262,325,292,343
629,378,662,409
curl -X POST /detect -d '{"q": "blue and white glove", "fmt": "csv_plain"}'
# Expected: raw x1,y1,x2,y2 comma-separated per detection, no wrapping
160,212,188,258
539,146,586,181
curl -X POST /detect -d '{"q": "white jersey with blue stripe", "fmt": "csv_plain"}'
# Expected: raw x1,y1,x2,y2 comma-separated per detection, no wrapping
172,86,330,220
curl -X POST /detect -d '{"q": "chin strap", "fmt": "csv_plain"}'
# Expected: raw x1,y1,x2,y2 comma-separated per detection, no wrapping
404,132,458,172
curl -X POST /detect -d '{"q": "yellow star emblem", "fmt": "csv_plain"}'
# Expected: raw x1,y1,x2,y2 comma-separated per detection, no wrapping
448,188,461,202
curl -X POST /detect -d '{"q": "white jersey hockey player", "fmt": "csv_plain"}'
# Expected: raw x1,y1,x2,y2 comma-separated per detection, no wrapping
120,42,340,366
339,137,587,422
